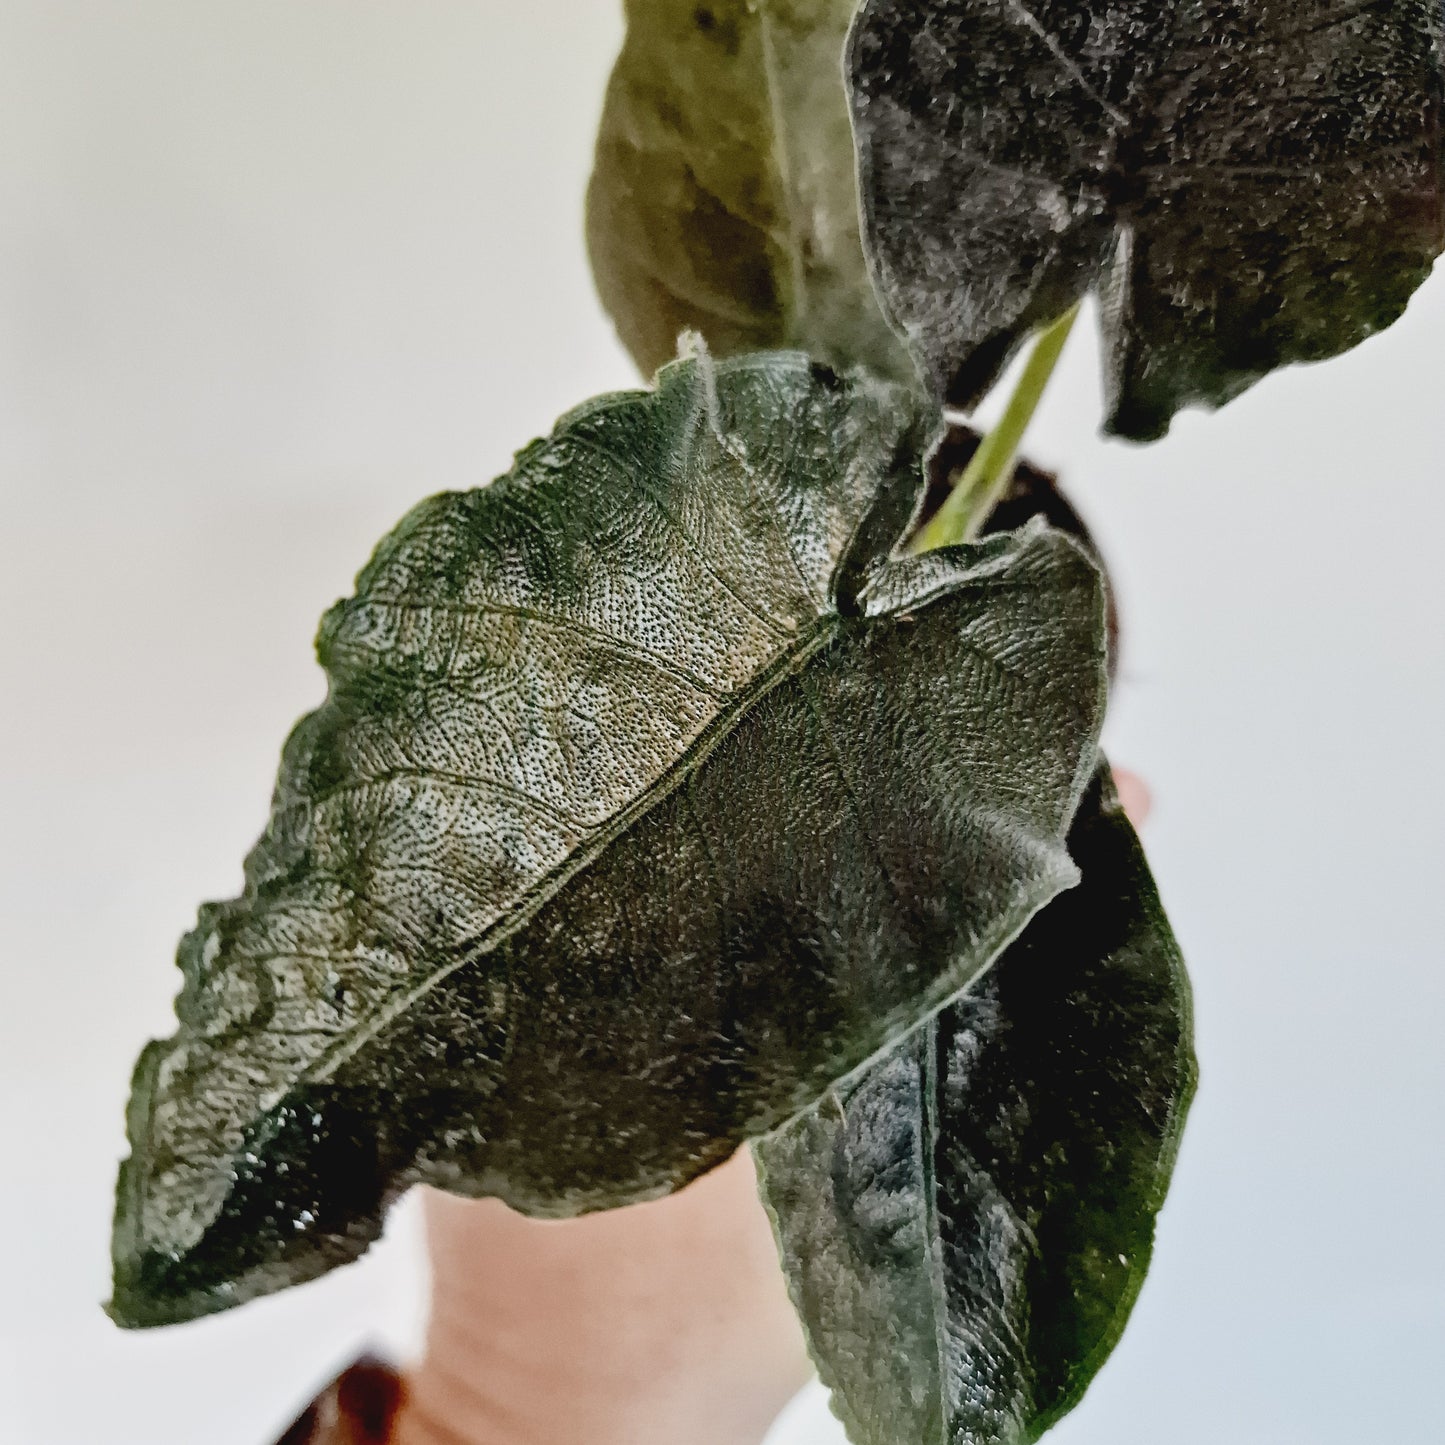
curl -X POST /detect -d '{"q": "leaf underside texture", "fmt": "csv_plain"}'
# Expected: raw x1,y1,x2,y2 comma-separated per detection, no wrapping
588,0,912,382
112,352,1108,1327
756,764,1197,1445
850,0,1445,437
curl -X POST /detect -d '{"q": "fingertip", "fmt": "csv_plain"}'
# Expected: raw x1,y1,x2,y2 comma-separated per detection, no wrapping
1112,768,1152,827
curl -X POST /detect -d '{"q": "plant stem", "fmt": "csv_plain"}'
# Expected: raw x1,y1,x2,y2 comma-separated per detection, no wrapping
911,303,1080,553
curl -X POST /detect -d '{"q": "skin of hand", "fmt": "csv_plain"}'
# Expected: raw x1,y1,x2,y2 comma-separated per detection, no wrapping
390,1149,811,1445
390,771,1153,1445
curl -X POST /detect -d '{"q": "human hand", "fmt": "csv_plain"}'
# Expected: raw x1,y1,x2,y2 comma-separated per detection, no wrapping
391,1149,811,1445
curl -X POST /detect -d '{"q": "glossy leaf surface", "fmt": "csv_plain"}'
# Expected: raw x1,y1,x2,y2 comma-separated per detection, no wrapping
756,765,1196,1444
850,0,1445,437
112,352,1108,1327
588,0,910,381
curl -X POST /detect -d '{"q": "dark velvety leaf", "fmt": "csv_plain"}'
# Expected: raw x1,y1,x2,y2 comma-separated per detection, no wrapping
111,351,1108,1328
850,0,1445,437
587,0,911,382
755,764,1196,1445
914,423,1120,671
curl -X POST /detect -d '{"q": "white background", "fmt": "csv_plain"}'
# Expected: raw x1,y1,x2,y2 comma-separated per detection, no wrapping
2,3,1442,1443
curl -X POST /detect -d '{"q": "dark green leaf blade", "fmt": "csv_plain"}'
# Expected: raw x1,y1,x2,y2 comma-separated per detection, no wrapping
588,0,911,382
849,0,1445,438
111,353,1107,1327
756,764,1196,1445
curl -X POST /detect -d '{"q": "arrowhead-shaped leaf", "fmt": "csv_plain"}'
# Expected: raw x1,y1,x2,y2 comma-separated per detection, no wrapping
755,763,1197,1444
588,0,911,382
850,0,1445,437
111,352,1108,1328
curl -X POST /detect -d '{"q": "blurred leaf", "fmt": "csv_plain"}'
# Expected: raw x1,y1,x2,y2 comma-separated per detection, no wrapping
850,0,1445,437
588,0,911,381
111,352,1108,1328
756,764,1196,1444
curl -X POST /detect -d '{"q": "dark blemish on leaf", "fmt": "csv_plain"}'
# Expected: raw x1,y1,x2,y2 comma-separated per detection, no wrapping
693,6,741,58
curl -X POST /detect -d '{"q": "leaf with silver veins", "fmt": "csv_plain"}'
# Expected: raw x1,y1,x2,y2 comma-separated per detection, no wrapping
756,764,1196,1445
588,0,912,382
849,0,1445,438
111,351,1108,1328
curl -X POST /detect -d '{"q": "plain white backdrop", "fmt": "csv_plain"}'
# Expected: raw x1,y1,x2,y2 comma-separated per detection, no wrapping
2,4,1442,1442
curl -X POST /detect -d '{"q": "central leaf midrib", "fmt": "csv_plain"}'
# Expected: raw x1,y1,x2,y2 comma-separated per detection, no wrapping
919,1014,952,1445
304,611,847,1086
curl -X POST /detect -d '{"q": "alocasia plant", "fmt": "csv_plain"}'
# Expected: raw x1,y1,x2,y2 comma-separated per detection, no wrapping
111,2,1441,1442
111,353,1109,1328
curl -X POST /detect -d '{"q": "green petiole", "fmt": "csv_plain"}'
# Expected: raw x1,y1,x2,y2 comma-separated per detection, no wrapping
912,303,1080,553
